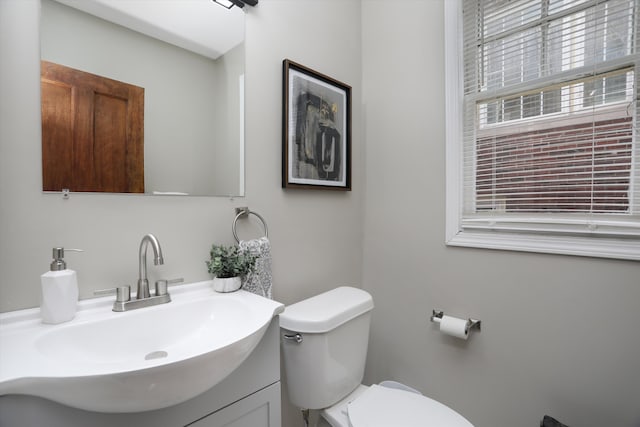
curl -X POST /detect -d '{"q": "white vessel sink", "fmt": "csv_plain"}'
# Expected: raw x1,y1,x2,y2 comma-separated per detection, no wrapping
0,281,283,413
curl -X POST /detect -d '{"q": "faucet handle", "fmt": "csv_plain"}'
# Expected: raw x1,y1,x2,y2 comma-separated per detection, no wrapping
155,278,184,296
94,285,131,303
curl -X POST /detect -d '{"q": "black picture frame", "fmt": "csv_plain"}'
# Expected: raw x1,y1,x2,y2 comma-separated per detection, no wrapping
282,59,351,190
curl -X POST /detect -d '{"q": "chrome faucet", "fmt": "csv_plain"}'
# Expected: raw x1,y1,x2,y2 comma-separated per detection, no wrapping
137,234,164,299
94,234,184,312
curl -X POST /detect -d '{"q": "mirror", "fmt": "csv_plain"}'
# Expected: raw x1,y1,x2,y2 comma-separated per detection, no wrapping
40,0,245,197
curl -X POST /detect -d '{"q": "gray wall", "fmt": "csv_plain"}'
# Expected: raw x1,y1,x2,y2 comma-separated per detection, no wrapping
361,2,640,427
212,42,245,196
2,1,639,427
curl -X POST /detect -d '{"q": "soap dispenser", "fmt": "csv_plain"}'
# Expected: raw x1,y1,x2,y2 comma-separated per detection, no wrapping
40,247,82,324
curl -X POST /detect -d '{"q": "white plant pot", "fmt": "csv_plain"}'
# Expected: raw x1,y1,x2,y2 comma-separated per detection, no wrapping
212,276,242,293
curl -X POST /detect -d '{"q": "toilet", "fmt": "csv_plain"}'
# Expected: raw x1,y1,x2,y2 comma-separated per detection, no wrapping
279,286,474,427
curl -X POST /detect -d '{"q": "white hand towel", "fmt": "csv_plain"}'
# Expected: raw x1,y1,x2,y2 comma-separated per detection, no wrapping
238,237,272,299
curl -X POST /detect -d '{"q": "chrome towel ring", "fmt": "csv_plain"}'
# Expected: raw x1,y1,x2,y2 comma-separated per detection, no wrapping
233,207,268,243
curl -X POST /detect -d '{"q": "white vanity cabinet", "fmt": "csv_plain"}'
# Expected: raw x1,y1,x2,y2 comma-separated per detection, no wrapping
190,382,280,427
0,319,281,427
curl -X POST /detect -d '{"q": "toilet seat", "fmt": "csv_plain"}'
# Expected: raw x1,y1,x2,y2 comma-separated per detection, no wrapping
346,385,473,427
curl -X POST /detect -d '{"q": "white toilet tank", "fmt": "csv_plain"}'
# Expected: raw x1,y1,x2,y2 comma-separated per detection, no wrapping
279,287,374,410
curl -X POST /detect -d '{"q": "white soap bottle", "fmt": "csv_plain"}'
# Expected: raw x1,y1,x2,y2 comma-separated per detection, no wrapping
40,247,82,324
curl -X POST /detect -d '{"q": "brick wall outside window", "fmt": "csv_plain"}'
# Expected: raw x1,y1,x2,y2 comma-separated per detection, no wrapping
476,117,633,213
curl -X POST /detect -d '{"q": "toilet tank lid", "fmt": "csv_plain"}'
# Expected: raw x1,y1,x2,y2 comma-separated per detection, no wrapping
279,286,374,333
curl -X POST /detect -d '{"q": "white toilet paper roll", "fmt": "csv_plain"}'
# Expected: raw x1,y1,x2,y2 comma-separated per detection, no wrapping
439,315,469,340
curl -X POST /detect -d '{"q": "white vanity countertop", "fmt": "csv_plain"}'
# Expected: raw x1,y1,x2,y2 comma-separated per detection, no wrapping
0,280,284,413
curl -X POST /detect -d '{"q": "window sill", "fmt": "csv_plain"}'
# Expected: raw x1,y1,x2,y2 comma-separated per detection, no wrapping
446,229,640,261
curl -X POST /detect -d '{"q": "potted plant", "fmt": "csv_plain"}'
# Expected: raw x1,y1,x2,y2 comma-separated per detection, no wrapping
206,244,257,292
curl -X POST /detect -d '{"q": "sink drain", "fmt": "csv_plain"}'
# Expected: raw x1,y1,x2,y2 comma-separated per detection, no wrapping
145,350,168,360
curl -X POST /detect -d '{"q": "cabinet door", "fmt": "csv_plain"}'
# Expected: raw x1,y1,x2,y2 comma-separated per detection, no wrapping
190,382,281,427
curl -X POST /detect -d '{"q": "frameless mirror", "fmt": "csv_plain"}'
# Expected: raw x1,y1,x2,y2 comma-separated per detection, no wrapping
40,0,245,197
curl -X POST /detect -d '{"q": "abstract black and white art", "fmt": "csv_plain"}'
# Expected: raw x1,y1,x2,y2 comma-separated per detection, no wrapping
282,59,351,190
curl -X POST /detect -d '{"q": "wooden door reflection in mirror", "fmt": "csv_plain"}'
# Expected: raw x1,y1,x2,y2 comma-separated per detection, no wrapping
41,60,144,193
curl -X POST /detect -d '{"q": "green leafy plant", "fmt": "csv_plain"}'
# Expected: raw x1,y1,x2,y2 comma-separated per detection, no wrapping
206,244,257,278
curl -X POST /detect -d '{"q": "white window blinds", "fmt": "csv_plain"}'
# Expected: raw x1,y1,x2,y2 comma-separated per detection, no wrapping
461,0,640,238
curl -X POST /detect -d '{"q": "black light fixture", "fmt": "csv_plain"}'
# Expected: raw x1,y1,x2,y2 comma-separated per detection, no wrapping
212,0,258,9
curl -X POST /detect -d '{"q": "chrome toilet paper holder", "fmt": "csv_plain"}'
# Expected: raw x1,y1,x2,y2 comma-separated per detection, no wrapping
430,309,482,334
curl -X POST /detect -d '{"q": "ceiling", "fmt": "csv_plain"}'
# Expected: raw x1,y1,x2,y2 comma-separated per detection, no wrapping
53,0,245,59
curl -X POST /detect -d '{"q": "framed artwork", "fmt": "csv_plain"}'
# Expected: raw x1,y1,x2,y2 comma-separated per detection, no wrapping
282,59,351,190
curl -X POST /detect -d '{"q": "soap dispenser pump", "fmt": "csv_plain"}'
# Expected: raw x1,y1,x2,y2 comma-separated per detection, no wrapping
40,247,82,324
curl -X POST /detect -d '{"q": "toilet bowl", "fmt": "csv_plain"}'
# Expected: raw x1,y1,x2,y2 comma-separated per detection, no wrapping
320,383,473,427
279,287,474,427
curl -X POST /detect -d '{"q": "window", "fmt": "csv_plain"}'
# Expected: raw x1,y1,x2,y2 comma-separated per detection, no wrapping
445,0,640,259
